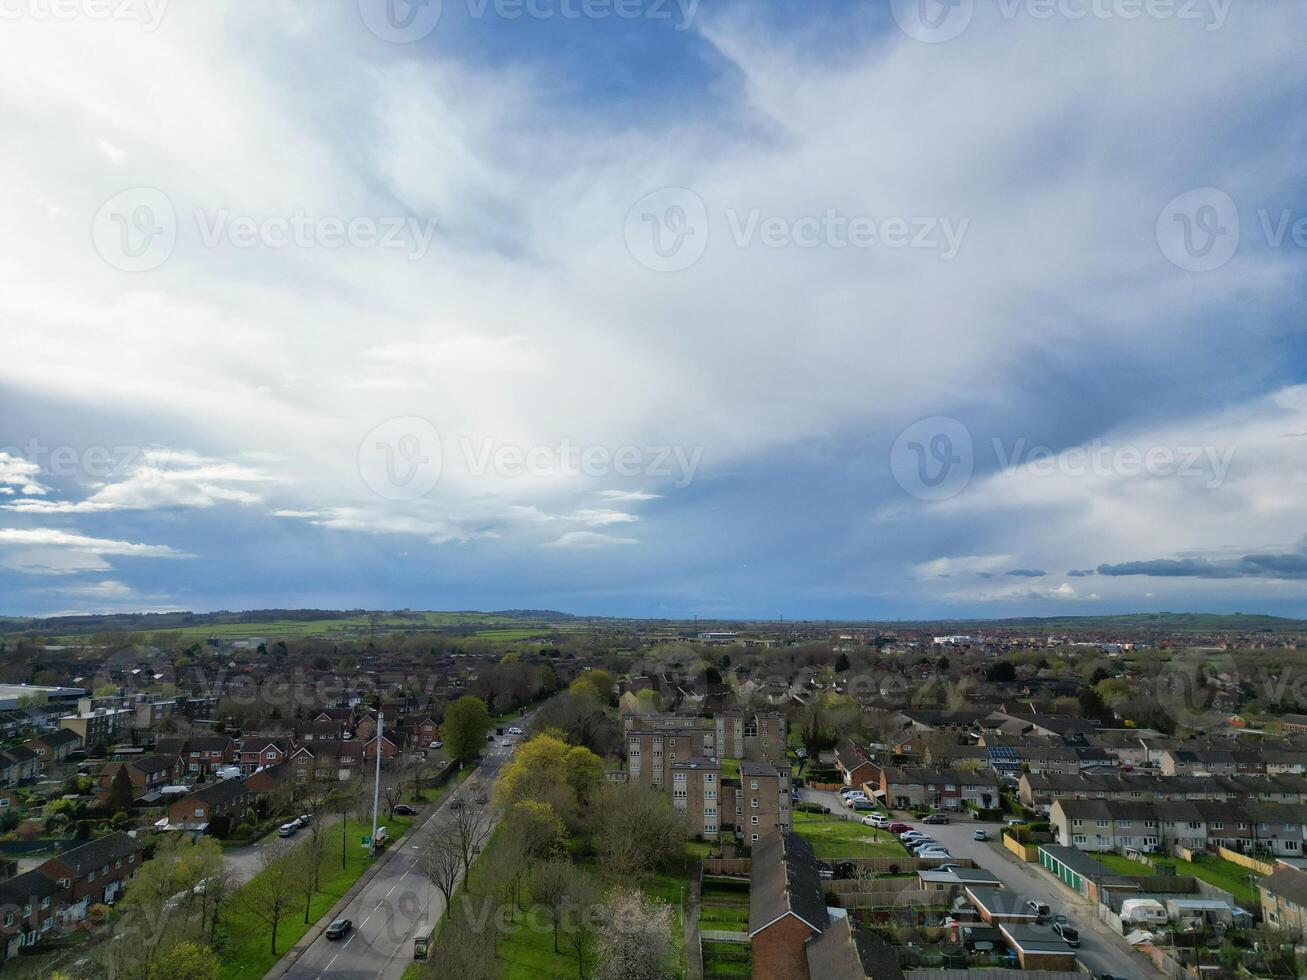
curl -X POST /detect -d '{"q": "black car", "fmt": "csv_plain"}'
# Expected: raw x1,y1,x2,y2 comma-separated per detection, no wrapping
393,804,418,815
923,813,949,824
1053,922,1080,947
325,918,352,940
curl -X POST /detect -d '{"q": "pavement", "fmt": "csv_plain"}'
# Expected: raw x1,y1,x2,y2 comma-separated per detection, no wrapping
797,788,1162,979
270,727,527,980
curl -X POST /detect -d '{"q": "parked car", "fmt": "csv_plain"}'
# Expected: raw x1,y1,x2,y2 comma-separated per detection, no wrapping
864,814,890,828
508,727,523,735
1053,914,1069,927
923,813,949,824
901,831,929,842
325,918,352,940
851,800,874,812
1026,900,1051,917
278,822,298,837
918,849,951,858
1053,923,1080,947
429,740,443,749
393,804,418,816
298,813,312,825
888,822,912,834
973,829,988,841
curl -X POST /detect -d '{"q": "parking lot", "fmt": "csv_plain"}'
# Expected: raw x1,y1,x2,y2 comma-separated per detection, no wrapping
795,786,1159,978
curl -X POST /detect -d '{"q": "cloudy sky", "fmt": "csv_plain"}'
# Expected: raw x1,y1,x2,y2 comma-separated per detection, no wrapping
1,0,1305,619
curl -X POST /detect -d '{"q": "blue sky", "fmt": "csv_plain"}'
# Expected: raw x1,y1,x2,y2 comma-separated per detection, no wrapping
2,0,1307,619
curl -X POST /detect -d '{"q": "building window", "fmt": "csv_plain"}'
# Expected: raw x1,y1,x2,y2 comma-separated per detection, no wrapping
751,815,759,826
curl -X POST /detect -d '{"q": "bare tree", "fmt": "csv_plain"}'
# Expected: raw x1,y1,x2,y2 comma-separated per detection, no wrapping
592,888,675,980
239,845,308,955
530,859,579,954
420,837,463,912
594,785,686,881
449,803,494,881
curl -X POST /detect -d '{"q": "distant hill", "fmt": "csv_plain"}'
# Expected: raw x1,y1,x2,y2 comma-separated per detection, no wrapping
861,612,1307,634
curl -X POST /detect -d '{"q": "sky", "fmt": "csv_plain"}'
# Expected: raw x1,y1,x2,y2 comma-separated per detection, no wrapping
1,0,1306,620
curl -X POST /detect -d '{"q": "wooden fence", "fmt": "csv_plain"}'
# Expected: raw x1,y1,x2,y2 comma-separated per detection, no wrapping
906,971,1089,980
700,929,749,943
703,858,751,875
1215,846,1276,875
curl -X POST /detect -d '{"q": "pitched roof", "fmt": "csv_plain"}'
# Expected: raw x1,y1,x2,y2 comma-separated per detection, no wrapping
1262,866,1307,907
0,869,65,907
45,831,144,877
189,778,251,806
748,830,827,936
804,913,866,979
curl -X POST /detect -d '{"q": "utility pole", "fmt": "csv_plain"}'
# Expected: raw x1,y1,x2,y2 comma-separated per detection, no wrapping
371,708,383,856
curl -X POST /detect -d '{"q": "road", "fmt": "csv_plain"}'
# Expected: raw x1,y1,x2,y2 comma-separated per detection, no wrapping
278,730,524,980
798,788,1161,979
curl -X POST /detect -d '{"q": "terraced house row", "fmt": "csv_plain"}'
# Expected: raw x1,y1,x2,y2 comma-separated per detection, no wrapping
1050,798,1307,857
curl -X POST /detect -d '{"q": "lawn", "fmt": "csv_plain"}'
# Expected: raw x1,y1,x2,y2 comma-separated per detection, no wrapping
1088,851,1262,907
719,758,741,780
216,812,415,980
702,939,751,978
791,811,909,859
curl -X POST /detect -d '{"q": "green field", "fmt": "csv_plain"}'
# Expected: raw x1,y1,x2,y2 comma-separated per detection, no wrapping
791,812,910,860
1088,851,1262,906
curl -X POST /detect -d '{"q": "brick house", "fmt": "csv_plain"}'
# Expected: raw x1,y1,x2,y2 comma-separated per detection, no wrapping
167,778,253,830
289,740,364,782
96,754,182,798
414,715,440,746
0,748,39,787
878,767,998,811
178,735,236,777
747,830,830,980
833,737,878,789
236,737,295,775
243,761,291,794
35,832,145,919
23,730,81,765
361,734,399,763
0,870,66,961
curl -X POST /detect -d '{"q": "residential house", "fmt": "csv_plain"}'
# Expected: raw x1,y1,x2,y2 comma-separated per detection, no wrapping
747,830,830,980
167,778,254,830
35,831,145,919
22,729,81,765
0,870,66,961
1259,865,1307,936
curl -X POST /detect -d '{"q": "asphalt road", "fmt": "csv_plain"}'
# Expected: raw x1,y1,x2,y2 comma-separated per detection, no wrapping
278,733,523,980
798,788,1162,979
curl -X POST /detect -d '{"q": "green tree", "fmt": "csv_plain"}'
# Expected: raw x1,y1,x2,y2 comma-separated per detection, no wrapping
108,765,135,813
443,695,491,764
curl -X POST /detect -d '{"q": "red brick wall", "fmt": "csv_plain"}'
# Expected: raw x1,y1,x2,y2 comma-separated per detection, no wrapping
751,914,814,980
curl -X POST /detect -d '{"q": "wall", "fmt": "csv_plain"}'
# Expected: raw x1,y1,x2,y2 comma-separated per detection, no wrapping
750,915,814,980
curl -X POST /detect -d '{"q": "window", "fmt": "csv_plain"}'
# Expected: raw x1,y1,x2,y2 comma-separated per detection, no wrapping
751,834,759,843
195,807,205,817
3,914,12,927
751,816,759,826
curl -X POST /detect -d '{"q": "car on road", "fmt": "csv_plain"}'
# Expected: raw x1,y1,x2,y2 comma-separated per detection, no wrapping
862,813,890,828
1052,922,1080,947
278,822,298,837
1053,913,1069,927
325,918,352,940
508,727,523,735
973,829,988,841
922,812,949,824
393,804,418,816
500,741,512,747
888,822,912,834
298,813,312,825
1026,900,1051,918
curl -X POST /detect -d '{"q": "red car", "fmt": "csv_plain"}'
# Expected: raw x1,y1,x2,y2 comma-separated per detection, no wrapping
887,822,912,834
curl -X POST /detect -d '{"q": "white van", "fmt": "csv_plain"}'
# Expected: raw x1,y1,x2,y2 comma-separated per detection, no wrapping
1121,898,1168,925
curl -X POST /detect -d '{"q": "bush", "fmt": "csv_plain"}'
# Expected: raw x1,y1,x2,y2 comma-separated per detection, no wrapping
795,802,830,814
207,814,232,838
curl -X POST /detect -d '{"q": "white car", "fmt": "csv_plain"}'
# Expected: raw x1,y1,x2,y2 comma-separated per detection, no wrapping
863,814,890,829
508,727,523,736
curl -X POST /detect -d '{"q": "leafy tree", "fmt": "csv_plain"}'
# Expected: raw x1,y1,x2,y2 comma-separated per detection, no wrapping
145,941,222,980
443,695,492,764
986,661,1017,683
238,845,307,955
531,859,589,954
834,653,851,672
569,669,614,703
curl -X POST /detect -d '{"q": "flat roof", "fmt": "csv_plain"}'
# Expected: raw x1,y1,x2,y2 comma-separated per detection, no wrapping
964,886,1039,917
1000,923,1078,954
920,868,1002,886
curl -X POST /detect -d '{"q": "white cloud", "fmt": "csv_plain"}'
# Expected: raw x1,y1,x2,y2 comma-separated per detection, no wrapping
543,531,639,549
597,490,661,502
909,554,1015,580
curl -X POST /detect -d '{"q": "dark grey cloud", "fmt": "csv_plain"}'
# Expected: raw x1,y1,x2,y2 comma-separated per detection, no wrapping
1098,549,1307,580
1006,568,1047,578
1066,569,1095,577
